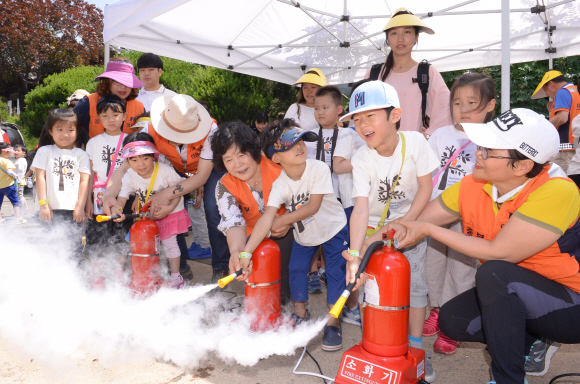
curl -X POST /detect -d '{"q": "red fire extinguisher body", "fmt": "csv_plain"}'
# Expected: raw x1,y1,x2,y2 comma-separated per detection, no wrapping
129,217,164,298
244,238,282,333
335,233,425,384
363,244,411,357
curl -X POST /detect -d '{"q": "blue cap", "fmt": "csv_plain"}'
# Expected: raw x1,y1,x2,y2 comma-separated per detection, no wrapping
267,127,318,158
340,80,400,121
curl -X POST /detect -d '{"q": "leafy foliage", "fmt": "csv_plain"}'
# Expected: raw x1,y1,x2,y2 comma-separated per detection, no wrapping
20,66,102,137
441,56,580,117
0,0,103,105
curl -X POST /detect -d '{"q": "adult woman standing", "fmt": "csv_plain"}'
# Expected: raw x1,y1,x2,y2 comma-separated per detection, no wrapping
74,59,145,141
212,121,293,304
366,8,453,135
284,68,327,131
354,109,580,384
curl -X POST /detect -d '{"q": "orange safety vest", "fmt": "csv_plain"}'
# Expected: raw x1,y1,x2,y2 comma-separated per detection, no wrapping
550,84,580,149
88,93,145,139
458,169,580,292
148,125,209,175
220,154,286,236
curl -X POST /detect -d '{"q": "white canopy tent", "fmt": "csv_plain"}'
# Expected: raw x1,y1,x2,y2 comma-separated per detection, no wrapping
103,0,580,111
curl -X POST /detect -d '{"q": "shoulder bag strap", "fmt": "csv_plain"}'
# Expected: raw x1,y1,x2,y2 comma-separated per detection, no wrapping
315,126,340,173
94,133,125,186
432,140,471,188
376,132,406,230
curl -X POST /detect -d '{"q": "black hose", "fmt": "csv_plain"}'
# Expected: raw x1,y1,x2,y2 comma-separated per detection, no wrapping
549,373,580,383
345,241,385,293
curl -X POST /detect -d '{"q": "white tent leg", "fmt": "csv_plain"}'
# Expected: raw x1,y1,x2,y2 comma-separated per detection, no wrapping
501,0,510,113
104,42,110,67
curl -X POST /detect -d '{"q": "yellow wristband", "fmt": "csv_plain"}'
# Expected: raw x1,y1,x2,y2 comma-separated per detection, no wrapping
239,252,252,259
349,249,360,258
38,199,50,206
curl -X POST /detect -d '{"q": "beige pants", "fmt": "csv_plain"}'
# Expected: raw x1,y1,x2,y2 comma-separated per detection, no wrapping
425,220,478,308
552,151,575,173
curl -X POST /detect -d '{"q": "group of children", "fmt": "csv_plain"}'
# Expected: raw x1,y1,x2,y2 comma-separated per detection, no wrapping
232,72,498,382
1,52,501,382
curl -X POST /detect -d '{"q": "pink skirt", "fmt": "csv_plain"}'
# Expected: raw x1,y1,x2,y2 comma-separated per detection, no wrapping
155,209,191,240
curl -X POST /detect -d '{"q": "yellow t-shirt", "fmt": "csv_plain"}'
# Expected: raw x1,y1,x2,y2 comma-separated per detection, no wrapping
439,178,580,234
0,158,16,189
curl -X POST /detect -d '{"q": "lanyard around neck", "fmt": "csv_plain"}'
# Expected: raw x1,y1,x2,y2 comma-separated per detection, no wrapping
316,125,339,173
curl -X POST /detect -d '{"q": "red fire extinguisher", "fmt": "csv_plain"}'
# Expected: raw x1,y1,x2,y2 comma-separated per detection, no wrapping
330,230,427,384
218,238,285,332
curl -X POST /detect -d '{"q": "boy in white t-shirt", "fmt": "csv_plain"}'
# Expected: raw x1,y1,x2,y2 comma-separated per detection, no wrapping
240,119,348,352
136,53,177,112
340,80,439,381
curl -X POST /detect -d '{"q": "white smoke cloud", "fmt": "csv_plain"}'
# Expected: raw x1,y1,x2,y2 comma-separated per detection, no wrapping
0,225,326,375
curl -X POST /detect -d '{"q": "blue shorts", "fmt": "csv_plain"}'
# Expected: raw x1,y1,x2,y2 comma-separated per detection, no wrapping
0,184,19,207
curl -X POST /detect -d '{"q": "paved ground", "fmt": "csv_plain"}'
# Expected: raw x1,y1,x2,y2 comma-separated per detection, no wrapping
1,195,579,384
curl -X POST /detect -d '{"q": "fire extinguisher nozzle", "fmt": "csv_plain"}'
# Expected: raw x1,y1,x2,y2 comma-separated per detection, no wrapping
96,215,110,222
217,269,242,288
329,295,348,318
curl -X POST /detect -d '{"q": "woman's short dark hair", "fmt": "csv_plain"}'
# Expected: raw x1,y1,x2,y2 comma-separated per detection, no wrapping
508,150,546,178
260,118,300,160
211,121,262,172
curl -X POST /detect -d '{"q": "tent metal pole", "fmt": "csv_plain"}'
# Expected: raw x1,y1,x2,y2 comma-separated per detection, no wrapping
343,0,347,41
104,42,110,67
501,0,510,112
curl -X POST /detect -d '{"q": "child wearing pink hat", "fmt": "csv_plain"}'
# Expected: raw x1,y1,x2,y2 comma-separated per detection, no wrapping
73,58,146,141
112,132,191,289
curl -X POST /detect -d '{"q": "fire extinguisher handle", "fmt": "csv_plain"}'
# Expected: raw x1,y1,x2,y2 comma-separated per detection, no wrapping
329,241,385,318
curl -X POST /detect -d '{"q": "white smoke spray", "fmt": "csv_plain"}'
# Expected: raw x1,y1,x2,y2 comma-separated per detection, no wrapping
0,225,326,374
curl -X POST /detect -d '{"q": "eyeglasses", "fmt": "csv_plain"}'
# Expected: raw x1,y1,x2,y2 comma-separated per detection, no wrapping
112,80,129,88
478,146,514,160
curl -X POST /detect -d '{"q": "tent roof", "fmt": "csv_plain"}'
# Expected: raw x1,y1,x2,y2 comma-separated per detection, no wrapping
104,0,580,85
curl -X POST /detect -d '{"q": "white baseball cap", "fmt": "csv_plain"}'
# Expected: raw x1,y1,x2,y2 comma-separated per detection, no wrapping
340,80,400,121
461,108,559,164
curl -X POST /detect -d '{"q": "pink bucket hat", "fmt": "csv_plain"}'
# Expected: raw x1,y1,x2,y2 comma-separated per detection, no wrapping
94,61,145,89
120,141,160,160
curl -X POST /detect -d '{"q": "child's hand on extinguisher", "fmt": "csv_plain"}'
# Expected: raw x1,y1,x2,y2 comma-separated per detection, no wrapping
343,250,367,292
111,206,125,222
239,256,253,279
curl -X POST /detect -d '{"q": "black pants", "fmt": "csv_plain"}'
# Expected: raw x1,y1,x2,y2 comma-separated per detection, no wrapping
439,260,580,384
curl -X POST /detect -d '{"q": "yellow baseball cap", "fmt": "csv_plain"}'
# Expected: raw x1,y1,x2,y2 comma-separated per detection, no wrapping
531,70,564,99
293,68,327,87
383,8,435,35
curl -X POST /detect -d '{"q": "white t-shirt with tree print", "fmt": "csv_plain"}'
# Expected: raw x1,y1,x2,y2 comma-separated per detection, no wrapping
267,159,346,246
31,145,90,210
119,162,186,214
86,132,125,184
428,125,477,201
352,131,439,228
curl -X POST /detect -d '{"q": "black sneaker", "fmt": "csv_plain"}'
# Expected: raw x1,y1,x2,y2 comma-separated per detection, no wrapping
180,264,194,281
290,309,311,327
210,268,229,285
321,325,342,352
524,338,560,376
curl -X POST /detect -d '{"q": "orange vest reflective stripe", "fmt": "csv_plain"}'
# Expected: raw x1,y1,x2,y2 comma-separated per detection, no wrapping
88,93,145,139
220,154,286,236
458,170,580,292
148,125,209,174
550,84,580,148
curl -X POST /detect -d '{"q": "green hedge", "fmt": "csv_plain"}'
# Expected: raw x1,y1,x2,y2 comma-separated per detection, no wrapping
20,66,103,136
20,51,297,138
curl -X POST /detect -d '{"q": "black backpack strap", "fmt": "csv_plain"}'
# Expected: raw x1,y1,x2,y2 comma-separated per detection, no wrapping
413,60,431,128
369,63,383,80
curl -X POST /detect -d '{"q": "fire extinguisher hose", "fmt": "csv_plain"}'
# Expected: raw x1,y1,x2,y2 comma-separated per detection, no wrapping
329,240,385,318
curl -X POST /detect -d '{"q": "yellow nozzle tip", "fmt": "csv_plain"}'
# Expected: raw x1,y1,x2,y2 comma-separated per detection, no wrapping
96,215,109,222
329,296,348,319
217,274,235,288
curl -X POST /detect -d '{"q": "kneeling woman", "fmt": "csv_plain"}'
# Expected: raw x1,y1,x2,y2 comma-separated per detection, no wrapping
386,109,580,384
211,121,293,304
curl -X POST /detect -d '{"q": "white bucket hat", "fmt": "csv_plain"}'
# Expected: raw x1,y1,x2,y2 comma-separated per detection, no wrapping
461,108,559,164
150,94,211,144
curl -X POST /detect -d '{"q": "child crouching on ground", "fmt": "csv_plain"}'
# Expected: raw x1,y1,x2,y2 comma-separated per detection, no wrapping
340,81,439,382
241,118,348,352
112,132,191,289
